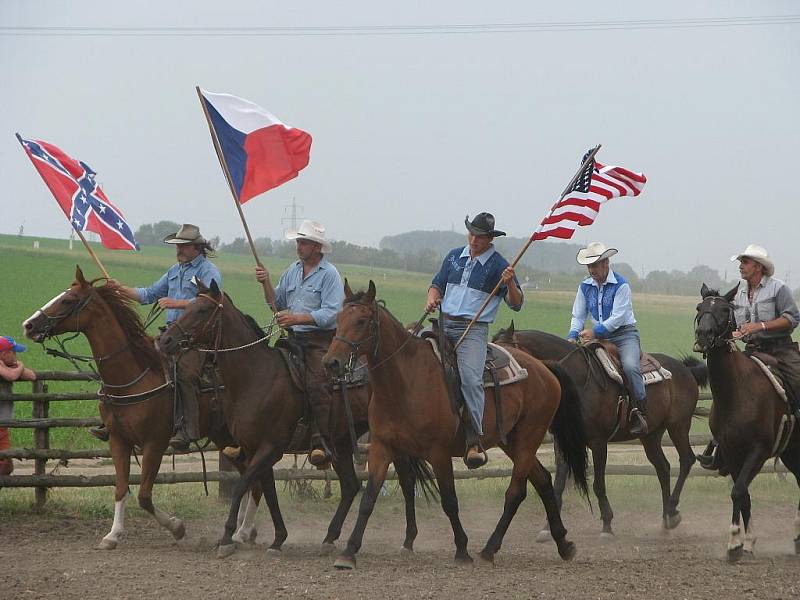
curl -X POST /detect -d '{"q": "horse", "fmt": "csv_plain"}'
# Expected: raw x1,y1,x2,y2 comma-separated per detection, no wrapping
158,279,429,558
322,280,590,569
493,322,707,540
22,266,260,549
695,283,800,562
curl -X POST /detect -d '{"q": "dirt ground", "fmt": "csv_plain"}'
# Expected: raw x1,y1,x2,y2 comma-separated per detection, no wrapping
2,482,799,600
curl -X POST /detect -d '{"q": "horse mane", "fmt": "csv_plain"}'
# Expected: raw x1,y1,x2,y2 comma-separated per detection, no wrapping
346,290,407,330
222,292,268,341
94,284,163,371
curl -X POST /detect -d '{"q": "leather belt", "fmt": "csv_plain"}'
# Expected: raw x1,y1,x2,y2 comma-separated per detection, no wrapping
442,313,472,323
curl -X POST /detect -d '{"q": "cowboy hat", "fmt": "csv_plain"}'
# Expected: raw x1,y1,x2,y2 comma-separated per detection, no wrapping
464,213,506,237
285,220,332,253
576,241,618,265
163,224,206,245
730,244,774,277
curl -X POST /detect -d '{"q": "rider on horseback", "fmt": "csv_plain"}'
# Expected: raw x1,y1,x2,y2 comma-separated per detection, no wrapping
91,224,222,449
698,244,800,470
567,242,648,436
255,220,344,468
425,213,523,468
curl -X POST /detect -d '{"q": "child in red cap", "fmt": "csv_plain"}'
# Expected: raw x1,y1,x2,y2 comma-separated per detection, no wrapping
0,336,37,475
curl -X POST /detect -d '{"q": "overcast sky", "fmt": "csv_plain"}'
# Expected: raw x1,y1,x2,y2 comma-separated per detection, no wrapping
2,1,798,282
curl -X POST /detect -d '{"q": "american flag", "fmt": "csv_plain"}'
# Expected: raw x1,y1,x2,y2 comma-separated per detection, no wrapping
17,135,139,251
532,151,646,241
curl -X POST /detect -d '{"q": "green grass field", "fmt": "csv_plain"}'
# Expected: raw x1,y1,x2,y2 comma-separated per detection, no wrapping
1,232,706,451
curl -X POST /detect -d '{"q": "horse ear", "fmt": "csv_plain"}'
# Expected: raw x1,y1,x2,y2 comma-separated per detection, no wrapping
724,283,740,303
343,278,353,298
208,279,220,295
366,280,376,302
75,265,88,286
700,283,710,298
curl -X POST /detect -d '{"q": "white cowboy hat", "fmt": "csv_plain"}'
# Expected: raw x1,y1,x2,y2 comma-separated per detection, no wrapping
730,244,774,277
285,220,332,254
576,241,618,265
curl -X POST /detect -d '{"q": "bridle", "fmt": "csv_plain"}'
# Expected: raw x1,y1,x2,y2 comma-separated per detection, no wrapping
169,293,225,352
33,288,95,340
694,295,737,355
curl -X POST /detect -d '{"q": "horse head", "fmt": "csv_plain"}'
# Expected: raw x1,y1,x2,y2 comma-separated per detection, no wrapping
323,279,379,376
24,266,101,342
158,279,223,355
694,282,739,353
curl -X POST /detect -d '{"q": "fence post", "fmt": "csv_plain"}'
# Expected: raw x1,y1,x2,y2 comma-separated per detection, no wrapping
32,379,49,509
218,450,236,502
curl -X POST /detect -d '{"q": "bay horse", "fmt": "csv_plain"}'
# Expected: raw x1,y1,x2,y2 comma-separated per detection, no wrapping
22,266,260,549
695,283,800,561
158,280,429,558
322,281,589,569
493,323,707,539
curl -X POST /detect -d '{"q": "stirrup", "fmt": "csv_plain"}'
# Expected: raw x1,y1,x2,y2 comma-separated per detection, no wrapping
629,409,648,436
169,430,191,451
464,445,488,469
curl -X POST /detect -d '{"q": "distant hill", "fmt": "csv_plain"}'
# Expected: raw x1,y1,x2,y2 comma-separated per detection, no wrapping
379,230,585,274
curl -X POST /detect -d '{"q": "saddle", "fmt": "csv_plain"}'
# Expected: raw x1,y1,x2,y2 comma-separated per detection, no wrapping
275,337,369,393
589,341,672,388
745,352,796,457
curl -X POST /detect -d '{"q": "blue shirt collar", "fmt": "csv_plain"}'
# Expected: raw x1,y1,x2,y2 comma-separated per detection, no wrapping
582,270,618,288
180,254,206,269
459,244,496,265
292,257,329,274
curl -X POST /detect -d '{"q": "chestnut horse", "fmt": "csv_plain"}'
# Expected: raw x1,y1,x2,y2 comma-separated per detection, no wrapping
323,281,589,569
23,267,259,549
158,280,430,558
695,284,800,562
493,323,707,539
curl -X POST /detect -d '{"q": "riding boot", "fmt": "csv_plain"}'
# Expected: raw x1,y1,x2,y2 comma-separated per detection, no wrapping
309,427,332,470
463,422,487,469
629,398,648,436
697,440,721,470
169,427,191,451
89,424,110,442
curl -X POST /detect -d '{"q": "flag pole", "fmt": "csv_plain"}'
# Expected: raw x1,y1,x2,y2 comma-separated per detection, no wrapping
453,144,602,349
15,133,111,279
195,86,263,268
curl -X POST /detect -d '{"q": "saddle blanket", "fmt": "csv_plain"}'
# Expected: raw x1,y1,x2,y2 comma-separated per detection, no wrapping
594,346,672,388
749,354,787,402
426,339,528,388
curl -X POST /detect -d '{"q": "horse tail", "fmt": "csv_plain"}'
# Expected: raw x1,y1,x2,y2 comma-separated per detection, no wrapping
407,457,439,502
544,361,590,502
681,354,708,388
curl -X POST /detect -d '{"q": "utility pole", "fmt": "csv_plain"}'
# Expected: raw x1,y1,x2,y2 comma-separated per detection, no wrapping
281,197,303,236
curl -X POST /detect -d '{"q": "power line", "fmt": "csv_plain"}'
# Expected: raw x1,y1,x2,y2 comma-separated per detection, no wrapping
1,15,799,37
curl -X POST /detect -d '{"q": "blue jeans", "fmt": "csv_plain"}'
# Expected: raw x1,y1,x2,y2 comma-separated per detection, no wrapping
443,319,488,435
607,325,647,410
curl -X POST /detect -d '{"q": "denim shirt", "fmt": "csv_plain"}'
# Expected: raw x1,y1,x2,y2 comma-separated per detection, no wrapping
732,276,800,342
136,255,222,324
274,258,344,332
430,245,522,323
568,271,636,339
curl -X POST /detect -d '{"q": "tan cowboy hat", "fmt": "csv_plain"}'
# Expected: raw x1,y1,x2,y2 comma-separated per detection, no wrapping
576,241,618,265
163,224,206,245
285,220,332,253
730,244,774,277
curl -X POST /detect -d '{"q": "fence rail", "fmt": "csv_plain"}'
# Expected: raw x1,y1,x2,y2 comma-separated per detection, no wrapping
0,372,741,509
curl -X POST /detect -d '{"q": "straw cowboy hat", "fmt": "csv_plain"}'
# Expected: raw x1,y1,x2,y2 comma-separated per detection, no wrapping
286,220,332,253
163,224,206,245
730,244,775,277
576,241,618,265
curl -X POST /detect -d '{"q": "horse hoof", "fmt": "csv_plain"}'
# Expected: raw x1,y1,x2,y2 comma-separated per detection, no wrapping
400,545,413,554
97,538,117,550
217,543,237,559
535,529,552,544
599,532,616,542
558,541,577,561
266,547,282,556
663,512,682,530
320,542,337,555
334,554,356,570
726,544,744,564
454,553,474,565
171,519,186,541
478,550,494,565
249,528,258,543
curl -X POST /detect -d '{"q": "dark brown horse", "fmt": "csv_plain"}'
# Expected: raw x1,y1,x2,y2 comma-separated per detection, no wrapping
695,284,800,561
322,281,589,569
158,280,428,558
493,323,707,539
22,267,259,548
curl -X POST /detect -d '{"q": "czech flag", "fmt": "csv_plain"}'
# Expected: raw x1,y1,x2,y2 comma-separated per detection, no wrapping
198,88,312,203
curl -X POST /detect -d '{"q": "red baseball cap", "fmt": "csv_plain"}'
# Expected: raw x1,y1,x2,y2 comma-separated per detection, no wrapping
0,336,27,353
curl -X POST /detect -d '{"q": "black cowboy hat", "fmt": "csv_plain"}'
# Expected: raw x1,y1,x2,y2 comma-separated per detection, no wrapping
464,213,506,237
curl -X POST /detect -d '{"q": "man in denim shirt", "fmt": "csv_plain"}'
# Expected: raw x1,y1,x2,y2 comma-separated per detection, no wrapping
427,213,523,468
256,220,344,467
104,224,222,449
567,242,648,435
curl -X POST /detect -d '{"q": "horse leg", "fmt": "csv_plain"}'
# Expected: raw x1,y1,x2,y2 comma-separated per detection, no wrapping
98,437,131,550
322,442,362,548
334,443,392,570
232,487,261,545
777,445,800,554
535,441,568,544
256,466,288,552
591,442,615,539
664,420,696,529
393,455,419,552
640,432,674,530
136,442,186,542
430,453,472,564
727,448,765,563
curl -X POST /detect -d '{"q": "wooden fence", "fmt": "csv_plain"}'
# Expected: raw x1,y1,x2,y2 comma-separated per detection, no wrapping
0,372,787,509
